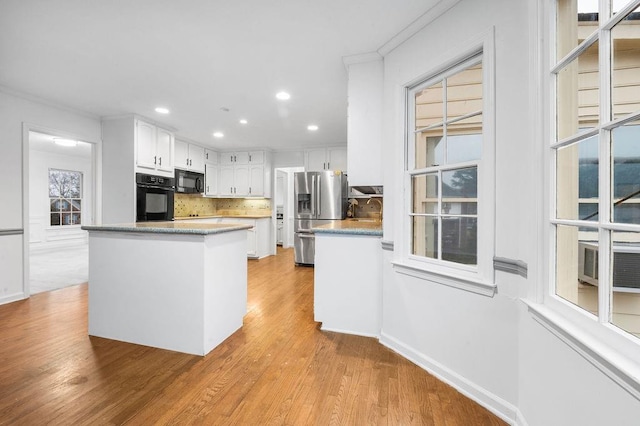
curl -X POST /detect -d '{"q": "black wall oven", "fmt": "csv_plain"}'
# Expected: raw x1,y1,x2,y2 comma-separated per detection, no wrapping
136,173,175,222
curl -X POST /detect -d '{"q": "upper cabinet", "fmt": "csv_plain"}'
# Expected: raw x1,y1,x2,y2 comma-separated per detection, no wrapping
220,151,263,165
345,56,383,185
204,149,218,164
174,139,205,173
305,147,347,172
135,120,174,176
217,150,271,197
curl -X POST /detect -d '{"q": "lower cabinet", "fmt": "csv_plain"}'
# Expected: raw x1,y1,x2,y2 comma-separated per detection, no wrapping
188,217,271,259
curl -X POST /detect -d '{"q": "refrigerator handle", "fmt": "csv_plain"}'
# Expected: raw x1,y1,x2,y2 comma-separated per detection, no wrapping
316,175,321,217
311,174,316,217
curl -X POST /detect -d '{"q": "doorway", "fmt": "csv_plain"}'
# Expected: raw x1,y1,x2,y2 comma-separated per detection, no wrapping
273,167,304,251
27,131,95,294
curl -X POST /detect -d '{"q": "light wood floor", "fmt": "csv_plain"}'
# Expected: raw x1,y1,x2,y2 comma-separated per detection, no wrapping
0,247,505,425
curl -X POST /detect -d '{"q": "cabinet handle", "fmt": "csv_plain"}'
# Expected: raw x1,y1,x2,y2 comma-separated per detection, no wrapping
328,162,330,169
249,187,251,194
186,158,189,166
323,162,326,169
154,156,157,165
206,153,209,160
159,157,162,166
207,186,209,192
190,159,192,166
249,154,252,162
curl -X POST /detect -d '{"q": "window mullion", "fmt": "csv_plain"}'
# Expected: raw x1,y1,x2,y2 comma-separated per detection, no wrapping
438,169,443,260
597,11,612,325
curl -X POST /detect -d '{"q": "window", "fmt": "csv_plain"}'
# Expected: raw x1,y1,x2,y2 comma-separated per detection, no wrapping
399,43,495,293
49,169,82,226
552,0,640,339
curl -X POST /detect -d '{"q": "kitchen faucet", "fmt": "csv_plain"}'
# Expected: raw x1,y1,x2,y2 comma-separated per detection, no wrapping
367,198,383,222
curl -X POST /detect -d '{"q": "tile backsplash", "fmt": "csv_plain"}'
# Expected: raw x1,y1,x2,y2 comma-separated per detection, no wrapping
174,194,272,217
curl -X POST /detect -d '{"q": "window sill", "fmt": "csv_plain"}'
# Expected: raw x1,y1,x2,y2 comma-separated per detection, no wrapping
523,299,640,401
391,261,496,297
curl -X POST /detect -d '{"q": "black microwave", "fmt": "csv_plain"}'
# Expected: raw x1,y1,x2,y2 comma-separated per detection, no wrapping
175,169,204,194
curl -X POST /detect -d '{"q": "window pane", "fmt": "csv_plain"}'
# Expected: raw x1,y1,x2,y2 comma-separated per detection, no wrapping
412,174,438,214
447,133,482,163
556,0,599,61
611,230,640,338
556,40,600,140
50,199,61,212
441,217,477,265
50,213,61,226
412,215,438,259
446,63,482,122
612,123,640,224
415,130,443,168
442,167,478,215
557,135,599,221
62,213,72,225
71,213,82,225
612,5,640,120
59,199,70,212
556,224,599,316
415,81,443,129
71,199,81,212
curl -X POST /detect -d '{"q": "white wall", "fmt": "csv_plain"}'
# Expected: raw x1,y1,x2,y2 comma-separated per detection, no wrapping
380,0,640,424
0,90,101,304
28,146,92,250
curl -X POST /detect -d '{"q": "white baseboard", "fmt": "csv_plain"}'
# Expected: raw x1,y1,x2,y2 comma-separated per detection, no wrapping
379,330,519,425
0,291,27,306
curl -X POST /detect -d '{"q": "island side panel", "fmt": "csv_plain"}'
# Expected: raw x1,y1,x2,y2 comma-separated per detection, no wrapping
202,230,248,354
88,232,205,355
314,233,382,338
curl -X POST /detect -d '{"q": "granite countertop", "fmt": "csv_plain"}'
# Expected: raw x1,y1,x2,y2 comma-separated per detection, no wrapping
174,214,272,220
312,219,382,236
82,221,253,235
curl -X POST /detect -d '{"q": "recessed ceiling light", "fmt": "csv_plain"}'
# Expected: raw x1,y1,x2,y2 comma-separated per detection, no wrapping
307,125,319,131
213,132,224,138
155,107,170,114
53,138,78,147
276,91,291,100
239,119,248,125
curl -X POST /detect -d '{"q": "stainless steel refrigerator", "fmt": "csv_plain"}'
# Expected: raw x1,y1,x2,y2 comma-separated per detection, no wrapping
294,171,348,265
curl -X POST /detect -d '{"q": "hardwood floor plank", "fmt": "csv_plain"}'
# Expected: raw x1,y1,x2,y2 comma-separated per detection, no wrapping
0,247,506,425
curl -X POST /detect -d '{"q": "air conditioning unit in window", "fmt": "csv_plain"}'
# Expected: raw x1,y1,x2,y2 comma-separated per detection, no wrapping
578,241,640,293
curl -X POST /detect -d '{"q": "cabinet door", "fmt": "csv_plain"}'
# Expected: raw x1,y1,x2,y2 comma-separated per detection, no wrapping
136,121,157,170
189,144,205,173
234,151,250,165
306,149,327,171
246,228,257,257
220,152,235,165
174,139,190,170
248,151,264,164
234,165,250,195
205,163,218,196
248,165,264,196
327,147,347,172
219,166,235,196
205,149,218,164
156,128,174,172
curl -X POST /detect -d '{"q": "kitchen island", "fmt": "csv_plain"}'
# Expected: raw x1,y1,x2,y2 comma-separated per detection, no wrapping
312,220,383,338
82,221,252,356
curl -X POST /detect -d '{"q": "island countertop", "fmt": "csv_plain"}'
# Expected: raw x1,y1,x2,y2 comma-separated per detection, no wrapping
312,219,382,236
82,221,252,235
174,214,272,220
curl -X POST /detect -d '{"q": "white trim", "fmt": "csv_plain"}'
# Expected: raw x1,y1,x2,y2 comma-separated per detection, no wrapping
320,326,379,339
524,300,640,401
342,52,382,67
379,331,517,425
392,261,496,297
377,0,463,56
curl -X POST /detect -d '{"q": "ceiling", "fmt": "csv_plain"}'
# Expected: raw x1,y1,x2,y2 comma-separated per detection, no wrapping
0,1,442,151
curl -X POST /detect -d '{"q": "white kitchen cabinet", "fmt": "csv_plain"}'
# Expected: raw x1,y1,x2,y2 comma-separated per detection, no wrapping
216,151,271,197
135,119,174,176
204,149,218,164
219,217,271,259
175,139,205,173
346,57,383,185
305,147,347,172
205,163,218,196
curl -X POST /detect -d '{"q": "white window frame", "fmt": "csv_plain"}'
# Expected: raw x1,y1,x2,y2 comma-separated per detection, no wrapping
393,29,496,297
528,0,640,400
48,168,83,228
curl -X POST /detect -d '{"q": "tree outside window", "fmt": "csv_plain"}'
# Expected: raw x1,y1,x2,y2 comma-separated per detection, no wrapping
49,169,82,226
